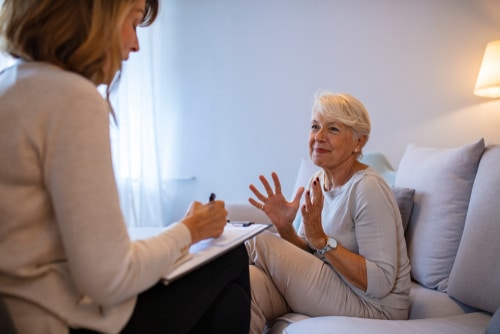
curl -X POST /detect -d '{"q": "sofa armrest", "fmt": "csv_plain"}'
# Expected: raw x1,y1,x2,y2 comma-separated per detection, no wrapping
226,202,273,226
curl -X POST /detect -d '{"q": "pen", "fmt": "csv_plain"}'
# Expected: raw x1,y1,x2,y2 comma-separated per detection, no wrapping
230,222,254,227
209,193,216,202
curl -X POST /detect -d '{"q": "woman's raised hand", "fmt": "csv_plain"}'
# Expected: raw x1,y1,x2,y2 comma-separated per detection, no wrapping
301,177,326,249
248,172,304,232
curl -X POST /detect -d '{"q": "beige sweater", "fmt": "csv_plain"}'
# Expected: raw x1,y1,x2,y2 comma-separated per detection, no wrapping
0,62,192,333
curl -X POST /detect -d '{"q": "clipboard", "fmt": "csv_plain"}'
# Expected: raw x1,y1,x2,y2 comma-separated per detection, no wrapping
163,222,270,284
128,222,270,285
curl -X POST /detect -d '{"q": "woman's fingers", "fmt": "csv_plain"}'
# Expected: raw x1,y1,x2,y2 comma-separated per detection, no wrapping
271,172,282,195
249,184,266,202
247,172,292,212
259,175,274,196
248,173,281,208
292,186,305,205
303,190,311,212
248,197,264,210
311,177,323,205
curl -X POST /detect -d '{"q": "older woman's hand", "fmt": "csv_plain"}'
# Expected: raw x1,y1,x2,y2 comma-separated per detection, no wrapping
248,172,304,232
301,177,327,249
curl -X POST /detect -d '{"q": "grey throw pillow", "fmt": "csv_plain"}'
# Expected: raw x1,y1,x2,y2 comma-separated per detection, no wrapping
391,187,415,232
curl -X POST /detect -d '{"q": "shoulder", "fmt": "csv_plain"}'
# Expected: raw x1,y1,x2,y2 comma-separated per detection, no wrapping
17,62,109,119
349,167,392,198
1,62,112,145
17,62,104,103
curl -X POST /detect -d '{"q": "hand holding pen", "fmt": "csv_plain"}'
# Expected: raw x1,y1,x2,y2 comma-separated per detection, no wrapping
180,193,227,245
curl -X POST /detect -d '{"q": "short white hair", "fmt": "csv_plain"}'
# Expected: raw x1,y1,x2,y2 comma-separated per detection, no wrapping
311,91,371,140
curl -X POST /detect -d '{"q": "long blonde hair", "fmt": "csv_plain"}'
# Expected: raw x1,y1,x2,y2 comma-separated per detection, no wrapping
0,0,158,102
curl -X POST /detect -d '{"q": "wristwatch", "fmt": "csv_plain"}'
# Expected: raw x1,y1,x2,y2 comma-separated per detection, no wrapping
316,237,338,256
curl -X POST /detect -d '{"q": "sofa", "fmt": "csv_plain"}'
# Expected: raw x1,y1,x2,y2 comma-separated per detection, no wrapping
227,138,500,334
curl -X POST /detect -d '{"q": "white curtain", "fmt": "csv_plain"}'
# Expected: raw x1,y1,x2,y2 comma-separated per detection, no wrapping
110,26,167,227
111,7,199,227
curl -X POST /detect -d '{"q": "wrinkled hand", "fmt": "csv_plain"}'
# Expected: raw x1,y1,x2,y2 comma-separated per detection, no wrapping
181,200,227,244
248,172,304,231
301,177,327,249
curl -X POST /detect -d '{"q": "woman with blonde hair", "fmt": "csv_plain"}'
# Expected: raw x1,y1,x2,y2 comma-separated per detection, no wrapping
0,1,250,333
246,91,411,333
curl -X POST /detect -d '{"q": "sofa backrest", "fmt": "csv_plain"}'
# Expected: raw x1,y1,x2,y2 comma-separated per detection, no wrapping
447,145,500,314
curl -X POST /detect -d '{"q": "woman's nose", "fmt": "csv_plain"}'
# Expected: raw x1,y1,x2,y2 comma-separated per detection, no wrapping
314,128,326,140
131,35,140,53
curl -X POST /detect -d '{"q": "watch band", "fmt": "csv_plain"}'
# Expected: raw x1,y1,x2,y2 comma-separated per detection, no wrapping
306,242,316,253
316,237,337,256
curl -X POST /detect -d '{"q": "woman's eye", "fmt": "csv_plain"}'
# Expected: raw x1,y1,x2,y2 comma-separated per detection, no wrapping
311,124,321,132
133,17,142,29
329,127,339,132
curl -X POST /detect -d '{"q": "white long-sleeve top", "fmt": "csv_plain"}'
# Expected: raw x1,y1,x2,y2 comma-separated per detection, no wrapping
298,168,411,311
0,62,192,333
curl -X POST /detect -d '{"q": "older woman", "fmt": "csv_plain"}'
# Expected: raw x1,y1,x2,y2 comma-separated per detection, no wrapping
246,91,411,333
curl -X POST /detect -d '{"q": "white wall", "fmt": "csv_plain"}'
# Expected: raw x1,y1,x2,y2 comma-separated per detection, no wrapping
147,0,500,211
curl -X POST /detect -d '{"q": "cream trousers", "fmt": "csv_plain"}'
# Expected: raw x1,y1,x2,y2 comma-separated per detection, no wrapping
245,231,387,334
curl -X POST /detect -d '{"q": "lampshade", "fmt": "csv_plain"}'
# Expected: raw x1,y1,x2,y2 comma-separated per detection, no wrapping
474,40,500,98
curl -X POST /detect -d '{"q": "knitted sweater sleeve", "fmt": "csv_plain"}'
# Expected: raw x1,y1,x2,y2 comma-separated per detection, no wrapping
42,71,191,306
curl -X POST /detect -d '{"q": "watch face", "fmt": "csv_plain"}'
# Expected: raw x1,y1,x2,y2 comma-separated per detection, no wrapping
327,237,337,249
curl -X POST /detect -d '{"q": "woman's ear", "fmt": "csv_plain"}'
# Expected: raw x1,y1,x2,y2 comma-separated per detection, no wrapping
360,134,368,147
355,135,368,151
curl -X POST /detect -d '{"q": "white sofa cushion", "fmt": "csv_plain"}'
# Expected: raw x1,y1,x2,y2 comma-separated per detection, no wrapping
282,312,491,334
394,139,485,292
447,145,500,313
408,281,467,319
